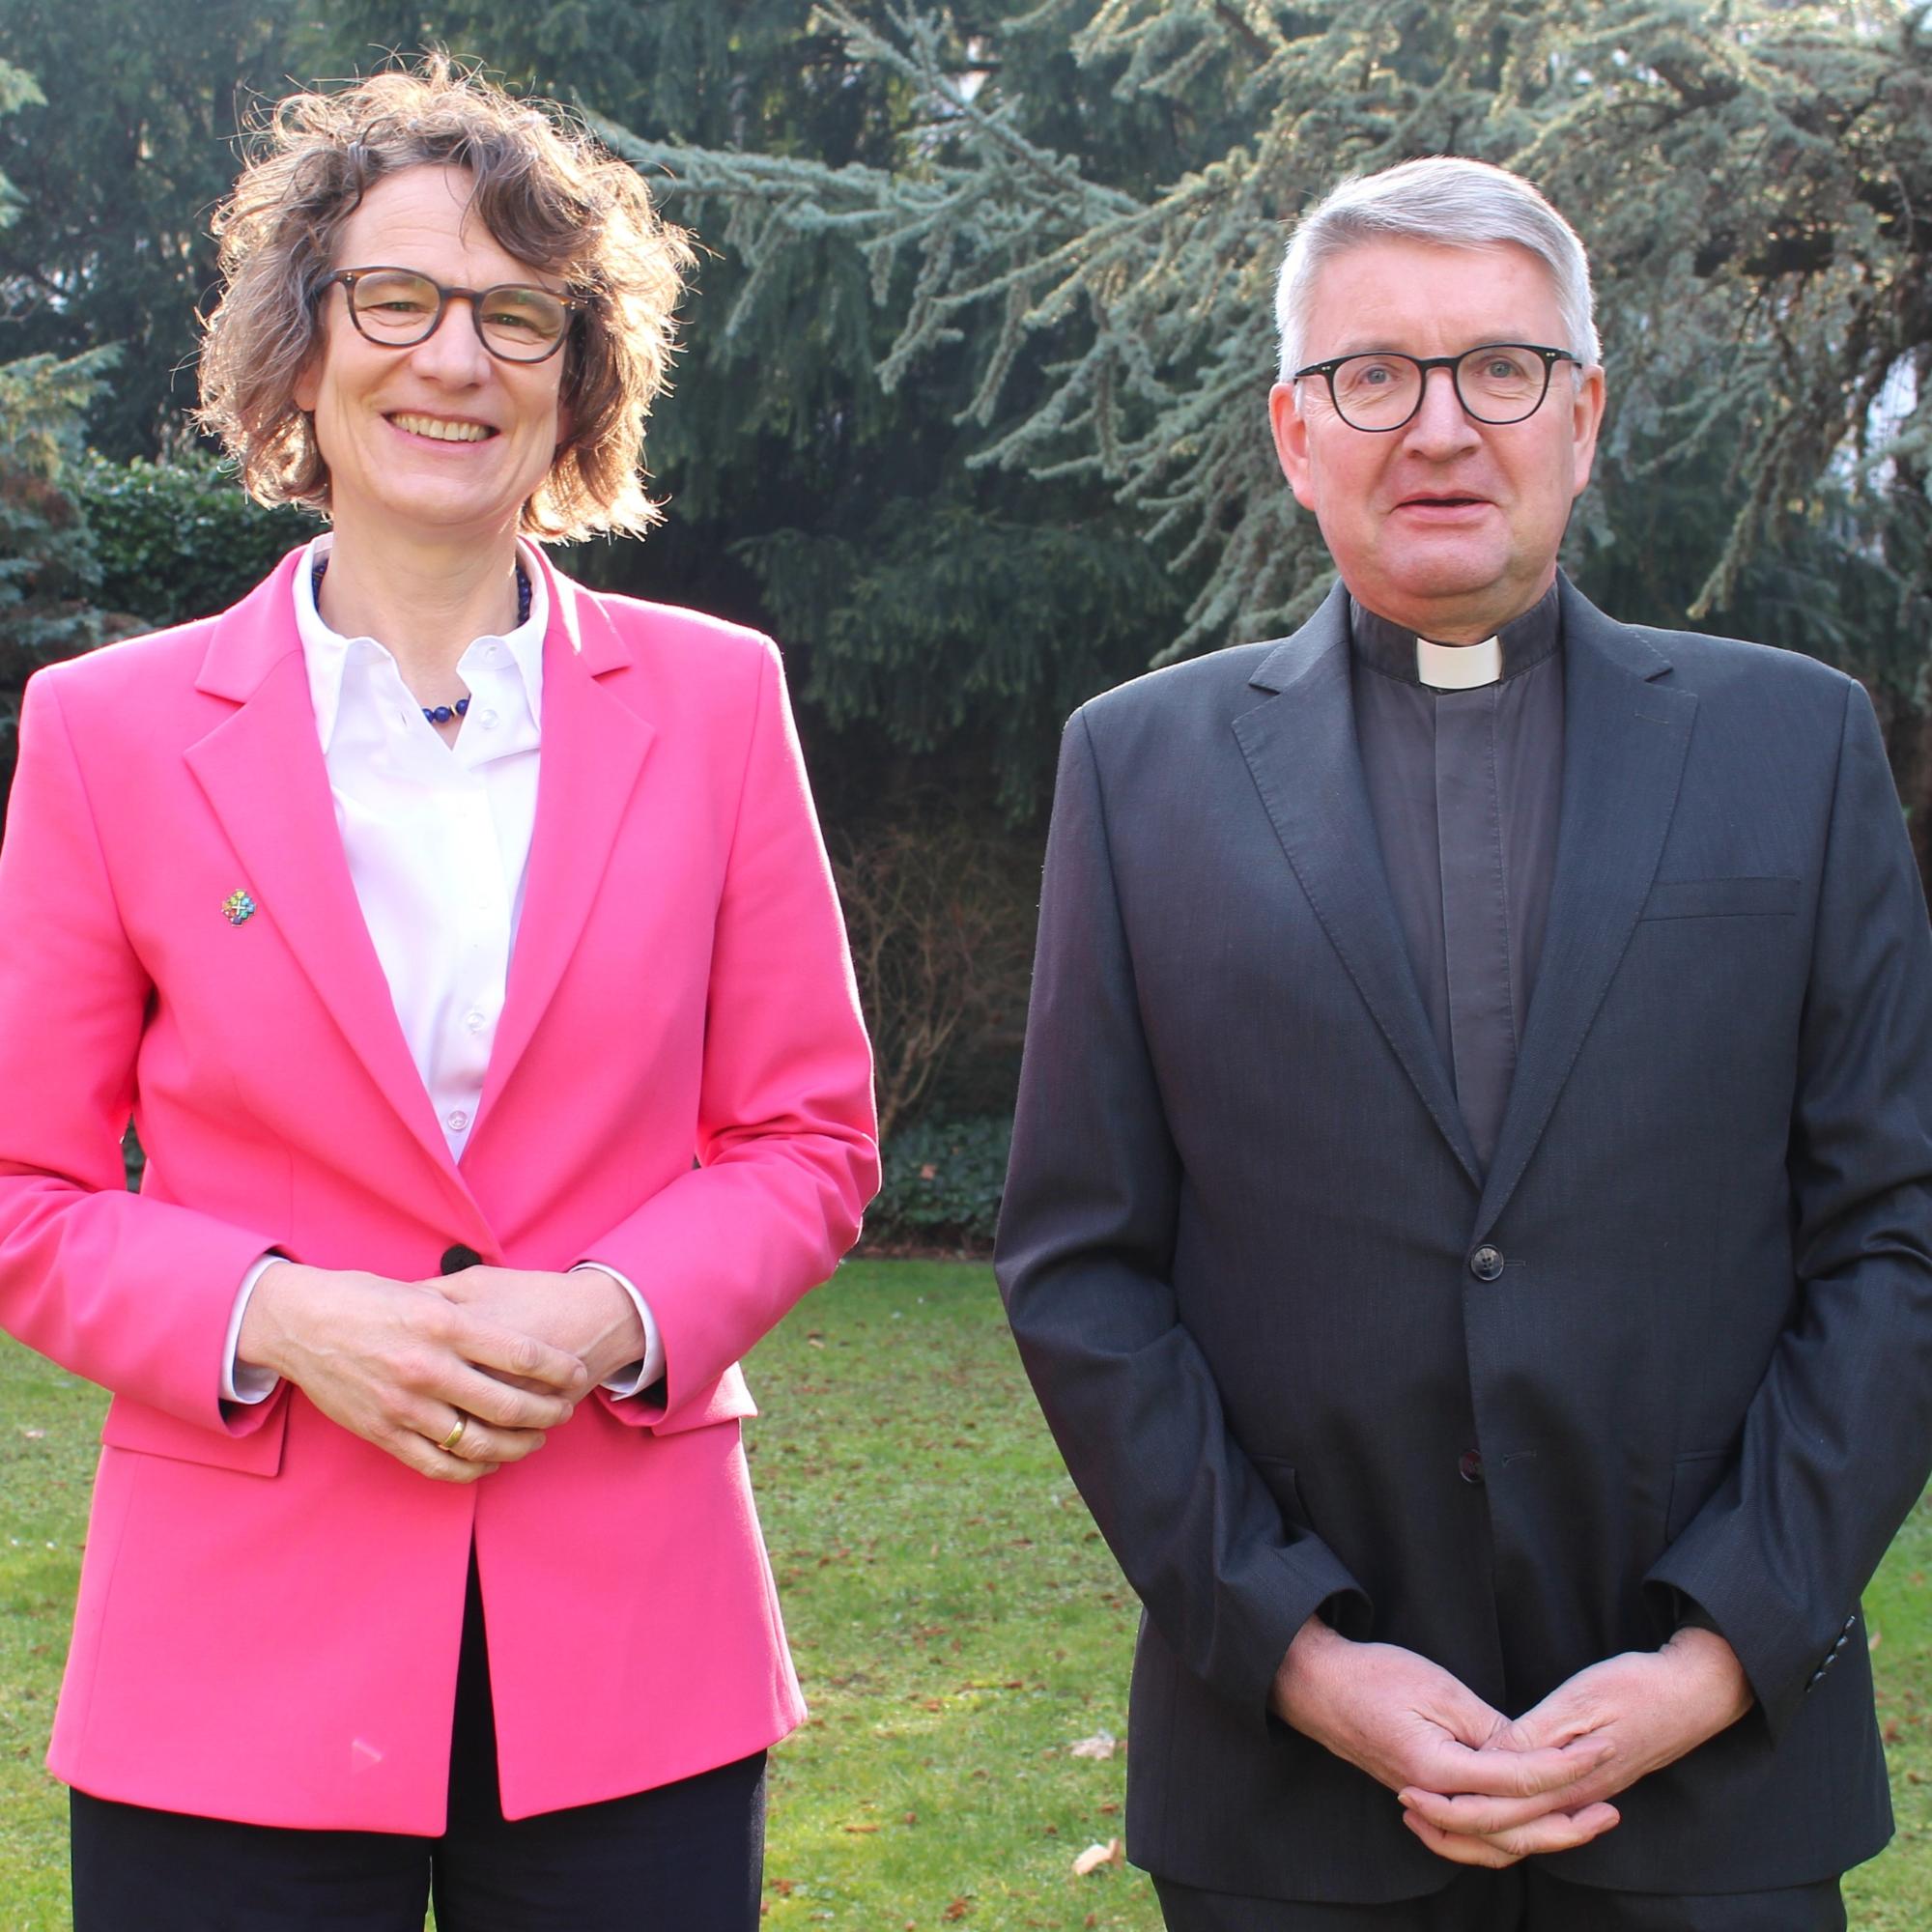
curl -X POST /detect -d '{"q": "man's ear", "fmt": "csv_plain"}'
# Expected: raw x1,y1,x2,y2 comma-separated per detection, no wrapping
1569,363,1607,500
1269,382,1318,512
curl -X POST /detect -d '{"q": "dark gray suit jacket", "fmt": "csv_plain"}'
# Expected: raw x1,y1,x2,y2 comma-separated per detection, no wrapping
995,579,1932,1902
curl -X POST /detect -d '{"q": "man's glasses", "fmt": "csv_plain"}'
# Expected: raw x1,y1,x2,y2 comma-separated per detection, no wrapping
324,268,583,364
1292,343,1583,432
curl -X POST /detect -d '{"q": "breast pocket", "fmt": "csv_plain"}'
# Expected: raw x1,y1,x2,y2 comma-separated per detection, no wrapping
1639,876,1801,922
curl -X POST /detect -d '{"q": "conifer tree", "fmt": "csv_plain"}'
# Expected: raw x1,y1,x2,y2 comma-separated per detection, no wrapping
320,0,1188,818
613,0,1932,807
0,0,320,457
0,56,114,826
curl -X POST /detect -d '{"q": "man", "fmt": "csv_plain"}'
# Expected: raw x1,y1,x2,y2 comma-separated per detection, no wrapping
996,156,1932,1930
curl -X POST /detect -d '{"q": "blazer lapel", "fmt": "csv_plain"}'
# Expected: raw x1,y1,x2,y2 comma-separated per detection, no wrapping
477,561,655,1125
1234,585,1483,1188
184,553,477,1201
1472,582,1698,1238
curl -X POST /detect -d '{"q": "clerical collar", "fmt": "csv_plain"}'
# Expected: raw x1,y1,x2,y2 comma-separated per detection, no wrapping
1349,581,1562,690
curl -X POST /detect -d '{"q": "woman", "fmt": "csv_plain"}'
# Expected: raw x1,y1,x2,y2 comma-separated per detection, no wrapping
0,60,877,1930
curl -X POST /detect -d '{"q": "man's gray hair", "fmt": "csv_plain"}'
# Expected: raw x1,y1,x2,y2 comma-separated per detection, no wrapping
1274,156,1600,381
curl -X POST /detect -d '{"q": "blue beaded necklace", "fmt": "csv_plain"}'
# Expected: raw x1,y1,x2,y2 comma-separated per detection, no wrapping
310,556,532,724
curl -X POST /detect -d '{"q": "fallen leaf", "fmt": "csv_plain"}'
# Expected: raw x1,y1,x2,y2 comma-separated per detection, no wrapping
920,1162,938,1179
842,1822,880,1833
1072,1838,1123,1876
942,1898,972,1920
1869,1629,1884,1652
1068,1731,1117,1760
903,1810,918,1825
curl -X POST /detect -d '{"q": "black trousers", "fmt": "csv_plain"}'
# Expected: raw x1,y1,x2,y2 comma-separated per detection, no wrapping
70,1557,766,1932
1153,1867,1847,1932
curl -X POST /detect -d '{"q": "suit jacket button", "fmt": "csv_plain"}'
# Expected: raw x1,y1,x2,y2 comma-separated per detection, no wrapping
440,1243,483,1274
1469,1245,1505,1282
1458,1449,1485,1485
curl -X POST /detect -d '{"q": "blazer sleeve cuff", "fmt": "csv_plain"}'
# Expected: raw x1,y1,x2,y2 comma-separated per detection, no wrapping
1643,1536,1845,1741
1230,1540,1373,1726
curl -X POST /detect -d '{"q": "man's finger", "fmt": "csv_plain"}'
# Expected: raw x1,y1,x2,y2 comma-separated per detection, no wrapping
1503,1801,1622,1854
1398,1778,1611,1836
1410,1734,1614,1801
1403,1800,1621,1864
1496,1703,1598,1754
1398,1810,1523,1869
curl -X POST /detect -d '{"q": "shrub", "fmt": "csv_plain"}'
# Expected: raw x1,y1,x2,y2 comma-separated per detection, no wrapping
826,813,1038,1139
76,449,315,629
0,348,114,830
865,1114,1011,1253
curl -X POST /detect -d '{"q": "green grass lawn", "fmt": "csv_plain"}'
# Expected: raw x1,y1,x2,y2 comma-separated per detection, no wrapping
4,1260,1930,1928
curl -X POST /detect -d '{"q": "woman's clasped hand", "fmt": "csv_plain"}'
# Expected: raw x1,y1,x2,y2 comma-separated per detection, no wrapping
237,1263,595,1481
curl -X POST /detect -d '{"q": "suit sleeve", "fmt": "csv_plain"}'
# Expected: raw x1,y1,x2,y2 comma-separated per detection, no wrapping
995,709,1368,1722
0,672,280,1432
580,637,879,1427
1646,679,1932,1735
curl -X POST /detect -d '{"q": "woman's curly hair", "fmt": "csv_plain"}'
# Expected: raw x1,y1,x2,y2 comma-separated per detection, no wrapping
198,56,695,542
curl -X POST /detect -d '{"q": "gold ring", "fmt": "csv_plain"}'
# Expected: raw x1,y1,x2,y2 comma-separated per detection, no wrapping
439,1413,469,1454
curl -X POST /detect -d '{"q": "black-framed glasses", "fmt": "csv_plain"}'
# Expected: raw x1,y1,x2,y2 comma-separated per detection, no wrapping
325,267,583,363
1293,343,1583,432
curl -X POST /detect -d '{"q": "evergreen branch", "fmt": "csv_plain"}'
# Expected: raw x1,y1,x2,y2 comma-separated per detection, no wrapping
810,1,1140,214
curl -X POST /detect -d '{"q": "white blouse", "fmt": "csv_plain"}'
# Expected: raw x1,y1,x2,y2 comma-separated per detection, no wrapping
220,536,659,1403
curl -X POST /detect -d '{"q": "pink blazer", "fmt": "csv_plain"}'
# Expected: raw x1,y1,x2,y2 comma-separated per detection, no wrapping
0,547,878,1832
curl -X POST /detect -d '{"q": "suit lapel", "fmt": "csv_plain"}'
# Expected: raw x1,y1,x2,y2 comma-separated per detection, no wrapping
1235,585,1483,1188
185,554,476,1201
476,561,654,1127
1472,582,1697,1238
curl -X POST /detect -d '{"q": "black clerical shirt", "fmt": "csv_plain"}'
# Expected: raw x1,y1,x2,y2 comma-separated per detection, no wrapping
1349,582,1564,1172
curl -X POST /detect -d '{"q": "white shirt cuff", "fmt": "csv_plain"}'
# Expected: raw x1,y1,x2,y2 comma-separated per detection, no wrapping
571,1263,665,1398
224,1255,285,1406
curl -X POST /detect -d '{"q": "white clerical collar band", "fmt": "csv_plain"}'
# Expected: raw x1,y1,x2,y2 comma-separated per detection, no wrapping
1416,634,1502,690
